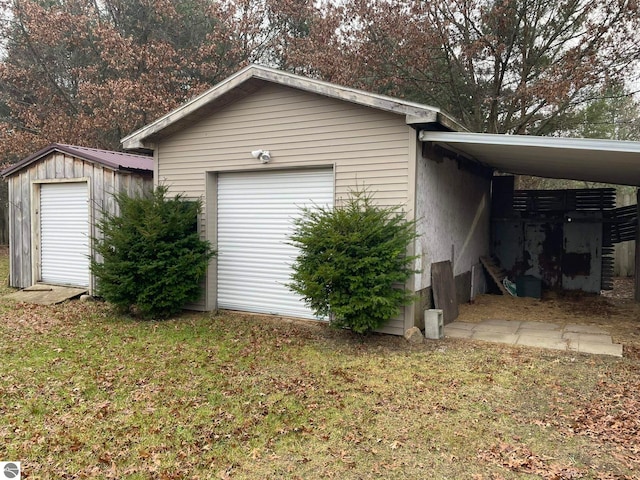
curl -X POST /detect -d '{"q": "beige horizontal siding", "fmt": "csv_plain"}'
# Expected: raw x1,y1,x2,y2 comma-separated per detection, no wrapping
158,84,410,205
338,161,408,173
157,83,413,333
160,121,408,149
160,139,408,161
335,174,409,187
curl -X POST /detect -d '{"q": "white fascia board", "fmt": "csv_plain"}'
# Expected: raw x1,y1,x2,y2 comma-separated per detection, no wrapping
420,131,640,154
419,131,640,186
121,65,258,150
121,64,446,150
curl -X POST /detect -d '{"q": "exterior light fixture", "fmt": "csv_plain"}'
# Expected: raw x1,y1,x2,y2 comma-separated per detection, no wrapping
251,149,271,163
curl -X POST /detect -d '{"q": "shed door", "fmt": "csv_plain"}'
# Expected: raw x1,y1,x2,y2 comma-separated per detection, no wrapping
217,169,333,319
40,182,90,287
562,218,602,293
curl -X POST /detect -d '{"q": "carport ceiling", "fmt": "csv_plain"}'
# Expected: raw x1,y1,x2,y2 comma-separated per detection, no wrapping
420,131,640,187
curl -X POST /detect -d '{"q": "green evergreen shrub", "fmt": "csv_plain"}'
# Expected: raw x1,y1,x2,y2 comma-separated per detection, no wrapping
91,186,216,318
288,189,418,334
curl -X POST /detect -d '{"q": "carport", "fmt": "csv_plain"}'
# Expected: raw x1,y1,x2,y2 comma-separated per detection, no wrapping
419,131,640,301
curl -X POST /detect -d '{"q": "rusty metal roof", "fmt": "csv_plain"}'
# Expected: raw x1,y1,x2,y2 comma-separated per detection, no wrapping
1,143,153,178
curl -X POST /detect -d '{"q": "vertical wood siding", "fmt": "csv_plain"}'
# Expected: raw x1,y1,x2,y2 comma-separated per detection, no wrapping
7,152,152,290
0,180,9,246
157,84,414,335
614,191,636,276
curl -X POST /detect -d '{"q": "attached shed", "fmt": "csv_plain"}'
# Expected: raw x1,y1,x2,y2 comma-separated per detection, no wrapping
122,64,491,335
1,144,153,294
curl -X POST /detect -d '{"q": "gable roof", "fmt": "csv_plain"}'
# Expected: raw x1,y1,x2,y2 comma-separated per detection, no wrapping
1,143,154,178
121,64,463,150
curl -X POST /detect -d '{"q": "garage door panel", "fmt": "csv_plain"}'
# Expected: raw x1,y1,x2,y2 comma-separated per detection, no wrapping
217,169,333,319
40,182,90,287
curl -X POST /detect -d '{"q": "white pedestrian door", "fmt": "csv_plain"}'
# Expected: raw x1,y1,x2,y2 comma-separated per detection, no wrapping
217,169,334,319
40,182,90,287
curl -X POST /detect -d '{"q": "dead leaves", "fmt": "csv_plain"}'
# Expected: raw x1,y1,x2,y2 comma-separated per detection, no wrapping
562,378,640,473
481,371,640,479
478,442,585,479
2,283,640,479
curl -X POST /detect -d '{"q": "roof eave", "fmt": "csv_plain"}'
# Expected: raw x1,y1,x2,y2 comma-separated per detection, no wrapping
121,64,448,150
1,144,60,178
1,143,152,178
420,131,640,152
419,131,640,187
407,112,467,132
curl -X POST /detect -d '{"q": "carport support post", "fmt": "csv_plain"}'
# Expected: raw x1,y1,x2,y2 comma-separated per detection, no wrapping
636,188,640,302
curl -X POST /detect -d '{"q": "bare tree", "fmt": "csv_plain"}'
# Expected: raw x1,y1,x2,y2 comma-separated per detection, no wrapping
288,0,640,135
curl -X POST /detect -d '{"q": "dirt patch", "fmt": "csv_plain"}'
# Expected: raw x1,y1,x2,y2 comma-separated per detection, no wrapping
459,278,640,348
602,276,636,300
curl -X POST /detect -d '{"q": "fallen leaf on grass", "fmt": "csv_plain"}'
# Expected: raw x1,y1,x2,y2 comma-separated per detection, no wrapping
389,440,402,450
478,442,586,479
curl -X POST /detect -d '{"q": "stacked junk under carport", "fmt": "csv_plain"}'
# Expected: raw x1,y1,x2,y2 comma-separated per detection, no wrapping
483,176,638,298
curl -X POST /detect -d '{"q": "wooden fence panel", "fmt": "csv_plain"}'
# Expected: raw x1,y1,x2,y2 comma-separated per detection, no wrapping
614,191,636,277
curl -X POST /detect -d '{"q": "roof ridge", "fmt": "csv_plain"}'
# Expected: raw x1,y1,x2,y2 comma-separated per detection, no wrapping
56,143,151,158
122,64,463,150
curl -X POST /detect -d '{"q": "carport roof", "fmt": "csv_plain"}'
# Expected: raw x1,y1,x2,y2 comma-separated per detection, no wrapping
420,131,640,187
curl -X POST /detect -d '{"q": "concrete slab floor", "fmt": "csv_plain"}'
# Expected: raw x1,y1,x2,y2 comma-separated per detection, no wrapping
516,335,569,351
570,342,623,357
444,320,623,357
520,321,562,331
472,331,519,344
473,323,521,335
563,332,613,344
4,284,87,305
444,327,474,339
564,324,609,335
519,329,564,340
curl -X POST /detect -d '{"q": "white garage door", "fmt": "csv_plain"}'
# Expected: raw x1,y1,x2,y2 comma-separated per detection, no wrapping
217,169,334,319
40,182,90,287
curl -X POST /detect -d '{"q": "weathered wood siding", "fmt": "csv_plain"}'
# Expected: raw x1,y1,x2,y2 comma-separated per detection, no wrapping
0,180,8,246
7,152,152,291
614,190,636,277
157,83,415,335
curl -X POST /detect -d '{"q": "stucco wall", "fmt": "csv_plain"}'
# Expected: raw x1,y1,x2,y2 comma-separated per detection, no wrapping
414,147,491,303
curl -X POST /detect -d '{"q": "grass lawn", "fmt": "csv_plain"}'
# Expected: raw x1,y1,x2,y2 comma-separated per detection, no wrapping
0,253,638,479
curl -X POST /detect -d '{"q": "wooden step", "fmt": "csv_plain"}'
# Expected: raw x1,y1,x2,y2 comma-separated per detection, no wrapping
480,256,510,295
